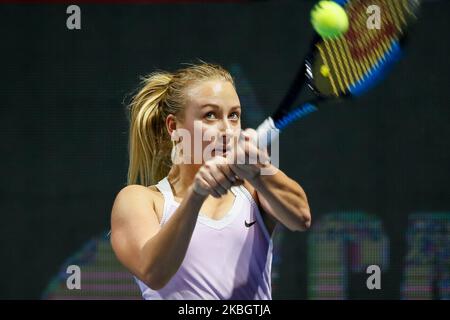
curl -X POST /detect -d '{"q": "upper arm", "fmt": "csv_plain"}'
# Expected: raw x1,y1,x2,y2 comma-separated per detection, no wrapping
110,185,160,278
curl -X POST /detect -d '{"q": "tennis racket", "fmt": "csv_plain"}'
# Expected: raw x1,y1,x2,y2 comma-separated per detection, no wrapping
256,0,421,148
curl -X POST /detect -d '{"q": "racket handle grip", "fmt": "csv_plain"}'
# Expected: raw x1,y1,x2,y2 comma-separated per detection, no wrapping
256,117,280,150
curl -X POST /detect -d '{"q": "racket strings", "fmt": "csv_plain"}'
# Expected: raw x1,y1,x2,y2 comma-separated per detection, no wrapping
314,0,419,97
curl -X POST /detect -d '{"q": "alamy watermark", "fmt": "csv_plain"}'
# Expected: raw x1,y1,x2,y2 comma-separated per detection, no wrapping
367,5,382,30
170,121,279,176
366,265,381,290
66,264,81,290
66,5,81,30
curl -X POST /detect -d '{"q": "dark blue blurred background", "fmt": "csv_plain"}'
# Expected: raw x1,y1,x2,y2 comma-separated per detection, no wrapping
0,0,449,299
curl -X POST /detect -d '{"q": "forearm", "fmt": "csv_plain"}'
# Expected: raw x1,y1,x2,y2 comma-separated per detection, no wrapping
140,186,206,289
250,165,311,231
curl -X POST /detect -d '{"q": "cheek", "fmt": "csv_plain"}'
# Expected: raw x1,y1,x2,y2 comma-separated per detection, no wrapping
180,119,241,149
178,120,214,151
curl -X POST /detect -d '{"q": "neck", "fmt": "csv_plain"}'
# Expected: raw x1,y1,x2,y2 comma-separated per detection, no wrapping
167,164,202,198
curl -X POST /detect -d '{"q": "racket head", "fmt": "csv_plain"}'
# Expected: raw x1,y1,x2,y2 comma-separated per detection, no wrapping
306,0,421,99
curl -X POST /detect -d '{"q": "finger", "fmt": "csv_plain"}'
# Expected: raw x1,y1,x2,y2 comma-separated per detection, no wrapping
210,165,232,192
229,164,245,177
193,176,211,196
199,169,224,198
227,166,245,185
234,177,245,186
238,132,265,166
203,168,228,196
205,160,231,189
217,163,237,184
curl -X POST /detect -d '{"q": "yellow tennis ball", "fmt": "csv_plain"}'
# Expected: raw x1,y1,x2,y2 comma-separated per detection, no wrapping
320,65,330,77
311,1,349,39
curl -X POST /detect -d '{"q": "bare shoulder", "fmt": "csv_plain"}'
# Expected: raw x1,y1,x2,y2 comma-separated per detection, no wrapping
110,185,162,276
115,184,158,199
113,184,165,222
112,185,154,215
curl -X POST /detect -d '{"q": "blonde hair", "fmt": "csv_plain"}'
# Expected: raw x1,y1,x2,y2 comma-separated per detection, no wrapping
126,62,235,186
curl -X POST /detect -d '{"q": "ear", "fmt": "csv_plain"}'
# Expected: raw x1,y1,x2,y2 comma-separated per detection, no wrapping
166,114,177,136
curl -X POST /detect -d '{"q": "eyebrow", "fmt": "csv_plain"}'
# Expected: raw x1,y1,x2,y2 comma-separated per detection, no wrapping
200,104,241,110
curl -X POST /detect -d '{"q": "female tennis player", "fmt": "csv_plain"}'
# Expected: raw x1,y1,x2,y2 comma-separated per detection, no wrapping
110,62,311,300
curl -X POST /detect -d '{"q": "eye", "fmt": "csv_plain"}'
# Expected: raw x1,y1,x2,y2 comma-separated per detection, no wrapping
229,112,240,121
204,111,217,120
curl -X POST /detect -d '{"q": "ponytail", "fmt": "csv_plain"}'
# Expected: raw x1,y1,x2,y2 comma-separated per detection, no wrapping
127,72,173,186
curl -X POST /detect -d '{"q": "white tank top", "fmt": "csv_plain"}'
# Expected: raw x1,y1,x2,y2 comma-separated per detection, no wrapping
134,177,273,300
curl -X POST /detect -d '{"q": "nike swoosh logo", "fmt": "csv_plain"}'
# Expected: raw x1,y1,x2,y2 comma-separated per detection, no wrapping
245,220,257,228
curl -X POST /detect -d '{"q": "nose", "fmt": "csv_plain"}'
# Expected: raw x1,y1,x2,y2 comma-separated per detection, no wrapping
217,119,233,145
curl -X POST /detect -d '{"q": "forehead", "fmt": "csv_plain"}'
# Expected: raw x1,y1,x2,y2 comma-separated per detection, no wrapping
185,80,239,106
